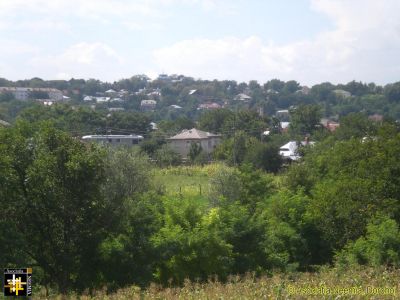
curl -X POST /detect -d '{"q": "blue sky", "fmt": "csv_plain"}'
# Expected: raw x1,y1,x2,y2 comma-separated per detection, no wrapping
0,0,399,85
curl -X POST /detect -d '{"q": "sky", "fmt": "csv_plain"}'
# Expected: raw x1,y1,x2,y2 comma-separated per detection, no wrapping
0,0,399,85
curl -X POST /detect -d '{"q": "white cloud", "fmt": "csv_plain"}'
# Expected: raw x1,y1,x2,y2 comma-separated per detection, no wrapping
0,39,40,79
0,0,232,20
1,0,399,84
18,19,72,34
0,0,153,17
153,34,356,84
0,0,235,39
0,39,40,55
30,42,124,80
153,0,400,85
123,21,163,32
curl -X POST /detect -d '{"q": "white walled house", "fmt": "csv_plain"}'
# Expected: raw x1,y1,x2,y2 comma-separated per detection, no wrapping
141,99,157,111
167,128,221,159
0,87,63,101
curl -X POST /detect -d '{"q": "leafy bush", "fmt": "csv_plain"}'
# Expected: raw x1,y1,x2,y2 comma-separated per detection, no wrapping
243,142,282,173
154,144,181,167
336,217,400,268
151,197,233,284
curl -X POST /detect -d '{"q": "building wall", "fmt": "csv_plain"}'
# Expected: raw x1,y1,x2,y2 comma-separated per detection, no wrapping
0,87,63,101
48,90,63,101
83,136,143,146
14,90,29,100
169,137,221,158
141,105,156,112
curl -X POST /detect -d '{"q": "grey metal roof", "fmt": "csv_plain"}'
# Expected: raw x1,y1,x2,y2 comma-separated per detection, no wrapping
168,128,220,140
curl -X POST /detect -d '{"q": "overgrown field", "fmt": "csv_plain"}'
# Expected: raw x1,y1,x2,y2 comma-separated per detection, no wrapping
154,163,283,197
154,163,224,197
36,267,399,299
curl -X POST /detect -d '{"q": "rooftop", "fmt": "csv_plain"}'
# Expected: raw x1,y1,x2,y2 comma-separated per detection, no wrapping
168,128,220,140
0,119,11,126
82,134,143,139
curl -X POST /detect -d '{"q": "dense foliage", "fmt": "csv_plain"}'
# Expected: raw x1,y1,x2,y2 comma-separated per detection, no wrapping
1,76,400,125
1,75,400,296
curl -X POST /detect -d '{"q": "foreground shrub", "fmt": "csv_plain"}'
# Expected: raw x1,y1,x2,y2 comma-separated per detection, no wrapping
336,216,400,268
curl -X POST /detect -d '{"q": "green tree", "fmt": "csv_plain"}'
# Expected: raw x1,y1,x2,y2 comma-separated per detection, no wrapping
0,121,111,293
244,142,282,173
310,82,335,102
343,80,369,96
222,110,268,138
384,81,400,103
335,112,376,140
154,144,181,167
287,128,400,256
337,217,400,268
209,165,242,204
198,109,234,133
0,91,15,102
264,79,285,93
283,80,300,94
188,142,203,163
139,136,166,157
107,111,151,135
152,197,233,284
289,104,322,136
98,192,164,289
102,147,152,204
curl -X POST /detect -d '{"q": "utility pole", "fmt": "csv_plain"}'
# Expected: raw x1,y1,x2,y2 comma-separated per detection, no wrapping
232,108,237,166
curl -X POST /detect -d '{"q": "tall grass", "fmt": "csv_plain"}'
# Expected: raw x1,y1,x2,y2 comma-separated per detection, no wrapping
154,163,230,197
37,267,399,299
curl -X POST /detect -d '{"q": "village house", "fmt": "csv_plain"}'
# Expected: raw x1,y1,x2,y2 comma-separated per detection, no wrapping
276,109,290,121
368,114,384,122
296,86,311,95
105,89,118,97
320,118,340,132
95,97,111,103
169,104,183,109
333,89,352,98
141,99,157,111
234,93,252,102
0,119,11,127
83,96,94,101
197,102,222,110
167,128,221,158
108,107,125,112
279,139,315,161
280,122,290,133
0,87,64,101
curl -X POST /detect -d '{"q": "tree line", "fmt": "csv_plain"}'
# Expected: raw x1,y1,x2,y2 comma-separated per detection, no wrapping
1,76,400,123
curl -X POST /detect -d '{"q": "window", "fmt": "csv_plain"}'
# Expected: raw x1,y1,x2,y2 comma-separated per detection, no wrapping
108,139,112,143
132,139,138,145
116,139,121,143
